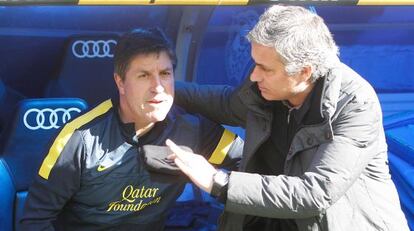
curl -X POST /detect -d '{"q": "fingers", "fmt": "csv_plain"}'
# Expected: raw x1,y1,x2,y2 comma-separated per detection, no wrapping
165,139,216,193
165,138,176,150
166,139,185,157
166,139,194,163
166,139,195,177
166,154,176,160
173,157,191,175
166,139,189,168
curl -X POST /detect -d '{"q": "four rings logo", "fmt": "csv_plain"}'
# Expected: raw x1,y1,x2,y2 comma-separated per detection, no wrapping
23,108,82,130
72,39,117,59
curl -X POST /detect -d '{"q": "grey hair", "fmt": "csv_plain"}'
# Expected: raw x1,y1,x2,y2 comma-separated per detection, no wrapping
247,5,340,82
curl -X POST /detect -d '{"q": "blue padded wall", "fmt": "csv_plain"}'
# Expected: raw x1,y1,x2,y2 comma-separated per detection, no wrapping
385,112,414,230
0,160,15,231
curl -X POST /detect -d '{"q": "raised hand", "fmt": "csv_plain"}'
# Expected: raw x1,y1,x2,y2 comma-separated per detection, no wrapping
166,139,217,193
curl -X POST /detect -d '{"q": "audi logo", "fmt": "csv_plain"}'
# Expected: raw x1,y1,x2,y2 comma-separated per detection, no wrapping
72,39,117,59
23,108,82,130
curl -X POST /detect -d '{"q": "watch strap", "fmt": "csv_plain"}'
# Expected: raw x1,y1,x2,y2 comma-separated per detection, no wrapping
211,170,229,201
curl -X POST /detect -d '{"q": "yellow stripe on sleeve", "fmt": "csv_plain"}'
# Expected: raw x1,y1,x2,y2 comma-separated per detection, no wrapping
208,129,236,165
38,99,113,180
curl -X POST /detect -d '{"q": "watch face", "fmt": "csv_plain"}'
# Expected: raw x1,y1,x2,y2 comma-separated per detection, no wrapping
214,171,229,187
211,171,229,197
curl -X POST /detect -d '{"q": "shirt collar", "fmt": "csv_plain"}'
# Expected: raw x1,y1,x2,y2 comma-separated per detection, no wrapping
282,78,323,125
113,98,169,146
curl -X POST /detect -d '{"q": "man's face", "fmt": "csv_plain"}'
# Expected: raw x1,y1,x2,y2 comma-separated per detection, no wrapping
250,42,311,104
115,51,174,128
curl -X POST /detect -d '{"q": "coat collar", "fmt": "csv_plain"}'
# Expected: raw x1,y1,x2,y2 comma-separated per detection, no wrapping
237,78,273,118
320,65,343,121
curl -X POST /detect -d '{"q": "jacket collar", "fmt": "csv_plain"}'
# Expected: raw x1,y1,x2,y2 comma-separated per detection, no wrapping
319,65,343,121
238,78,273,118
289,66,344,155
281,79,319,126
112,98,169,146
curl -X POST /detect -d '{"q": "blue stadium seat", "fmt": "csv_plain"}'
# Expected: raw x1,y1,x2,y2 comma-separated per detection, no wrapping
44,34,119,107
0,98,87,231
0,78,25,140
378,93,414,117
384,111,414,230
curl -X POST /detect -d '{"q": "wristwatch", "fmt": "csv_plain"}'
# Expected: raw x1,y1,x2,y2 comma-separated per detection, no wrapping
210,170,229,200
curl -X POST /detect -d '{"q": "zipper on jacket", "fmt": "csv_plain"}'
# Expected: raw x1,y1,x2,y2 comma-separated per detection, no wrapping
287,107,294,124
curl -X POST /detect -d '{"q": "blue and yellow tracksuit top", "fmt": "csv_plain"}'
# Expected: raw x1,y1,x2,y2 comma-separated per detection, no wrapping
20,98,243,231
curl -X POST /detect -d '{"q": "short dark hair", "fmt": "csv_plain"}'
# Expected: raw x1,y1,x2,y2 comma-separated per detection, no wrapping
114,28,177,79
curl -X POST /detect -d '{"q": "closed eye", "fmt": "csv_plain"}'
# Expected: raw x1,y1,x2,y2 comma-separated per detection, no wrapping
137,73,149,78
160,70,173,78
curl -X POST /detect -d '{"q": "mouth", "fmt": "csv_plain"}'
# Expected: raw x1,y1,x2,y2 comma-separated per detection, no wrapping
147,98,168,105
257,85,266,92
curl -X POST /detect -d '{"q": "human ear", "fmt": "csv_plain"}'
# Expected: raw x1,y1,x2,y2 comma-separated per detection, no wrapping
300,66,313,82
114,74,125,95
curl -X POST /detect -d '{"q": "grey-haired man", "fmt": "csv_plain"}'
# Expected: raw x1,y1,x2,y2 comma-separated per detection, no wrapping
168,5,409,231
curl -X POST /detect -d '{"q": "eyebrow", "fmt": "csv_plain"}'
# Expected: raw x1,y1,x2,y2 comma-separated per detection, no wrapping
255,63,270,70
135,66,173,74
136,70,150,75
160,67,173,72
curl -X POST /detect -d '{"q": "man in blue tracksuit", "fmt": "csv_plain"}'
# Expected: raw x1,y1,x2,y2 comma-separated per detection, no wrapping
20,28,243,230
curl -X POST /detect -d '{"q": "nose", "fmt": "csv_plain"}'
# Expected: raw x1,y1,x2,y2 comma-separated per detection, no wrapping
249,66,262,82
150,75,164,93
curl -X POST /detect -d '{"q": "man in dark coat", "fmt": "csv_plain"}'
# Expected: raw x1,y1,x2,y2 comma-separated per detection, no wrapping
167,5,409,231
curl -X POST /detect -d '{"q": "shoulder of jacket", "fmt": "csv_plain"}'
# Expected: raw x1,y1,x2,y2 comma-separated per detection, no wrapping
338,65,378,104
66,100,115,136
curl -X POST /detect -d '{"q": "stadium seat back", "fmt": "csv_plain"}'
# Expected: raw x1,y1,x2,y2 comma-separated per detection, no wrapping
45,35,119,106
0,98,88,231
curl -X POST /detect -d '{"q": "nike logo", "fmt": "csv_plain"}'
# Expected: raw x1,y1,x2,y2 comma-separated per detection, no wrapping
97,165,110,172
96,148,127,172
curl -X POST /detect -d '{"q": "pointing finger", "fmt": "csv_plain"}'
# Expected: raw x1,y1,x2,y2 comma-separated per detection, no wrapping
166,139,186,158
